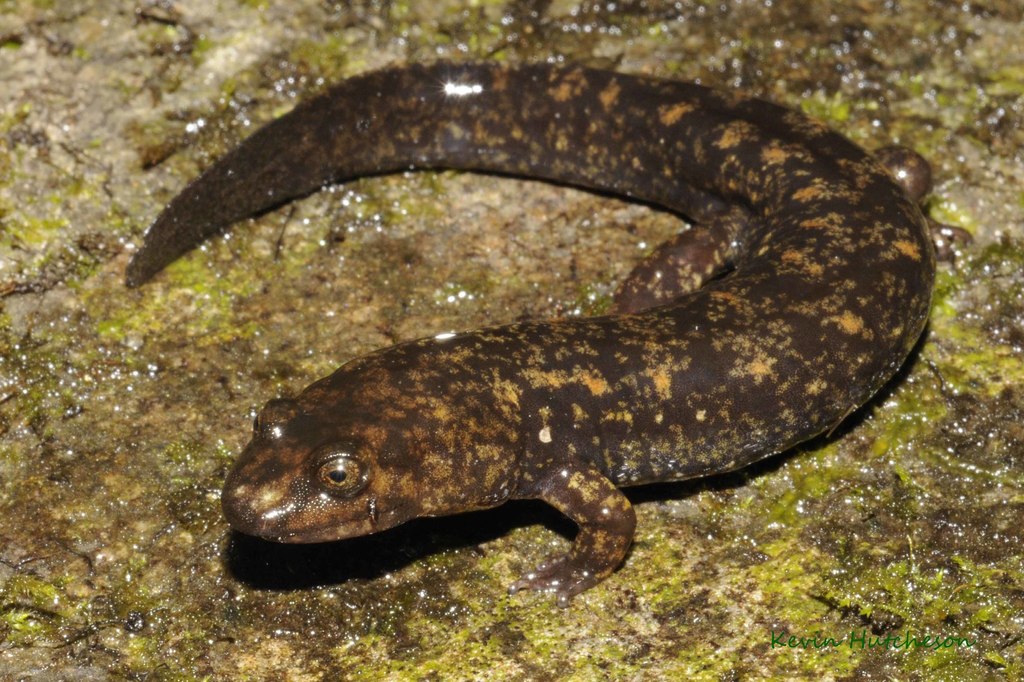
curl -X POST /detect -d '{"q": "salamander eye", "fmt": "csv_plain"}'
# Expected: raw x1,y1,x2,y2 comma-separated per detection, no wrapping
316,454,368,497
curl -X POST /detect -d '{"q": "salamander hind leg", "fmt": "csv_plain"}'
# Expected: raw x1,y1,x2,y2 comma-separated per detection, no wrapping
509,462,636,607
612,204,750,313
874,145,972,261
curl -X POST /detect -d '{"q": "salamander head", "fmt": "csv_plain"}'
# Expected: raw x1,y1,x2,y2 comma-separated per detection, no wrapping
221,396,429,543
220,353,522,543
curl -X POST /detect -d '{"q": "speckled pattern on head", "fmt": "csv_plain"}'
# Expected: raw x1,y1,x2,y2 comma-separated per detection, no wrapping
127,63,935,605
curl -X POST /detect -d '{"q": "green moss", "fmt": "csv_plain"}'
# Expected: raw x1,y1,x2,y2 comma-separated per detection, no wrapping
289,35,357,84
948,557,1024,631
0,574,75,644
832,558,941,622
820,548,1021,677
100,576,196,677
92,245,263,347
433,278,492,307
0,0,56,9
926,240,1024,396
135,23,184,55
925,195,977,233
1,608,46,639
763,444,851,525
754,550,861,676
124,116,187,170
164,439,235,470
987,64,1024,96
162,440,208,469
800,90,854,124
929,266,961,320
3,213,69,247
869,384,948,459
572,282,613,316
0,312,90,442
191,35,217,62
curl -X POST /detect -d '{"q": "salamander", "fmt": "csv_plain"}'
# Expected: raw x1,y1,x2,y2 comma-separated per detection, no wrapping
126,63,937,605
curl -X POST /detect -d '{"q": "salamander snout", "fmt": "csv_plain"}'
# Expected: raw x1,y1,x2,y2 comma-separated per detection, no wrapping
220,461,298,541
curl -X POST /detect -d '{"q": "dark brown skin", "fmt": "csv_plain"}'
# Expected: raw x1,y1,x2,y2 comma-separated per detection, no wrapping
128,63,936,606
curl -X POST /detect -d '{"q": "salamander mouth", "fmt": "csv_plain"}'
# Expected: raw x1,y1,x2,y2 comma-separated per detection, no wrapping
267,519,381,544
220,482,387,543
224,510,382,544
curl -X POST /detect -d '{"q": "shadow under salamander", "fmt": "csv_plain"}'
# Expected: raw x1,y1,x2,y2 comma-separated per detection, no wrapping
223,498,575,590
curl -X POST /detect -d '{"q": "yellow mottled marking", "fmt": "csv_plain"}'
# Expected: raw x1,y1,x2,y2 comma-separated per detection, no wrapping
793,184,827,202
715,122,749,149
762,146,789,165
601,410,634,425
582,371,610,397
524,368,564,389
568,471,600,503
893,240,922,261
524,367,609,396
494,379,520,409
731,352,776,384
695,409,706,422
710,290,740,304
549,69,587,102
599,79,621,109
551,81,573,102
799,212,843,230
716,128,741,149
831,310,864,335
781,249,824,277
747,356,774,380
645,366,673,401
658,102,694,125
780,249,805,271
806,379,827,395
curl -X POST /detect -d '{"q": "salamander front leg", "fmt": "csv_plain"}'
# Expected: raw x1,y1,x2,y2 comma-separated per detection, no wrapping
509,463,636,607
